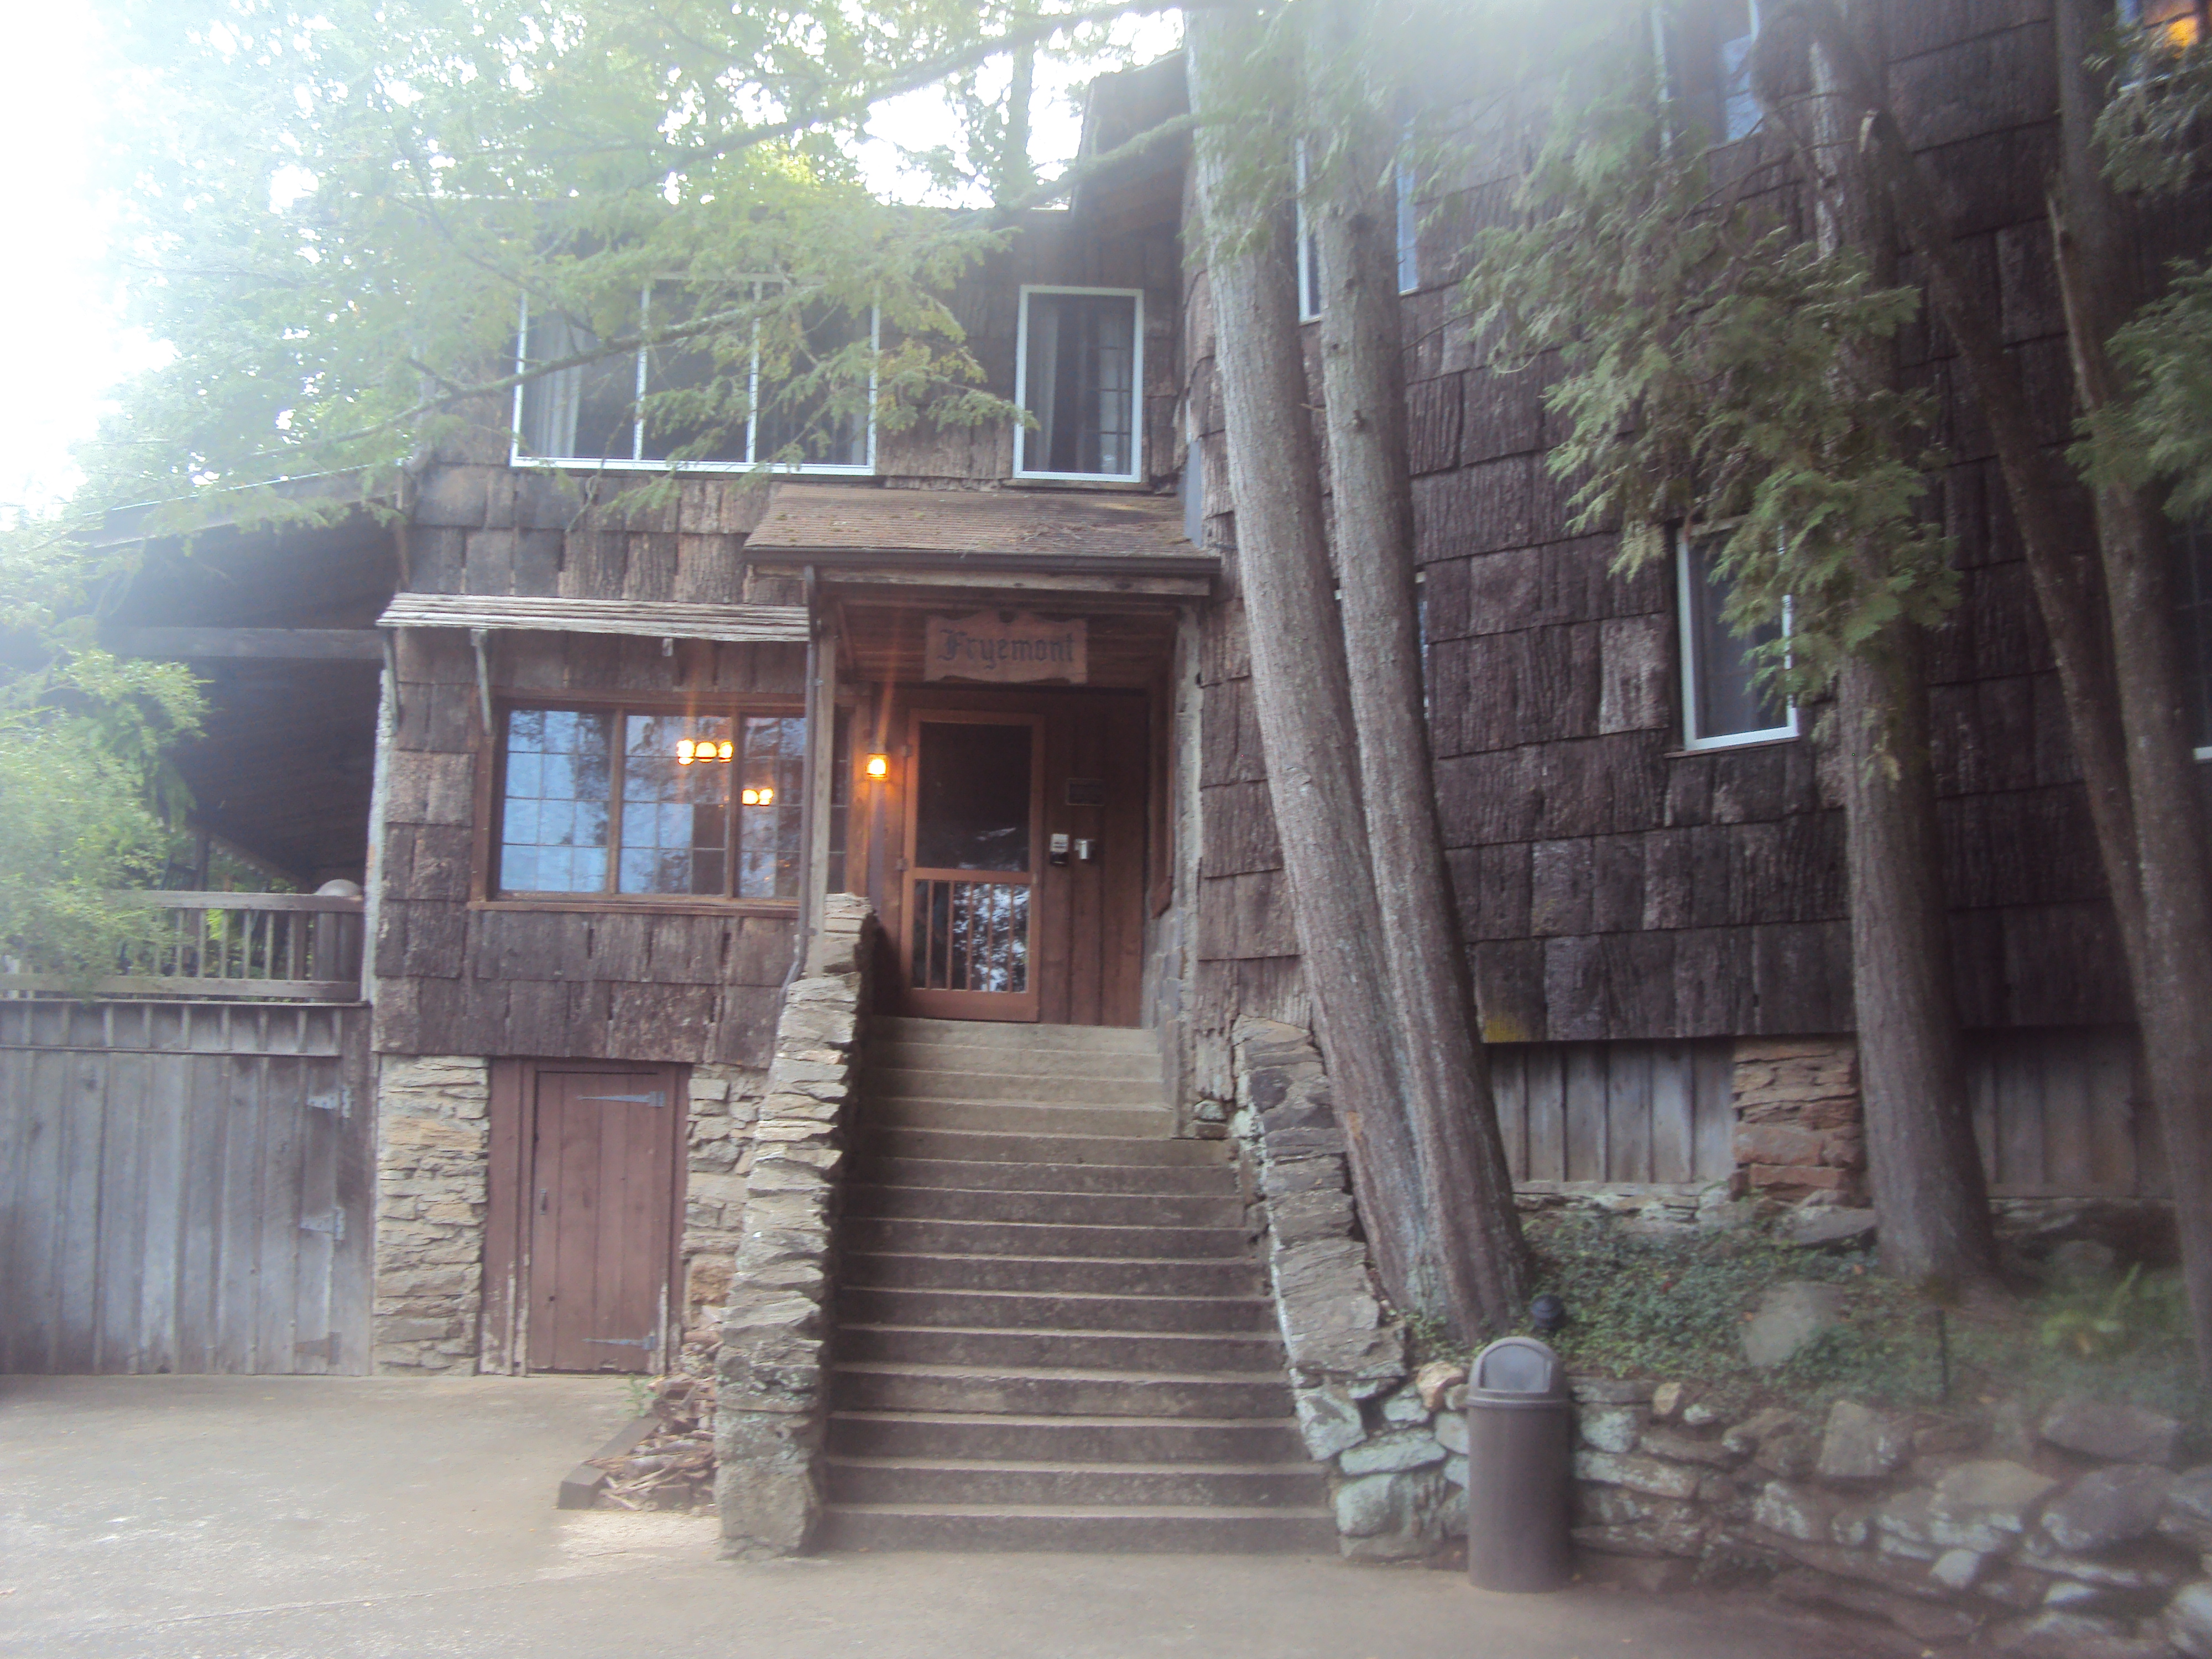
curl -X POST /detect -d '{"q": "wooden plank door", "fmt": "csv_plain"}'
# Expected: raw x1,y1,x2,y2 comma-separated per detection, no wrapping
525,1069,679,1373
1034,693,1150,1026
899,711,1044,1021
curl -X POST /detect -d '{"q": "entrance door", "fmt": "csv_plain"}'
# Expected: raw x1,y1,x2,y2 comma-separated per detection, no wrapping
897,694,1149,1025
901,712,1043,1021
524,1068,679,1373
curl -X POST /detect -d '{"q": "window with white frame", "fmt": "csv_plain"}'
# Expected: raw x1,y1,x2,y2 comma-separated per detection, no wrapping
495,703,806,901
1015,286,1143,482
513,281,876,472
1296,144,1419,318
1677,528,1796,749
1719,0,1761,142
2179,522,2212,759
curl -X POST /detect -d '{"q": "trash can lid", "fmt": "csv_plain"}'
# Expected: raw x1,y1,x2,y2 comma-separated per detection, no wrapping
1470,1335,1566,1396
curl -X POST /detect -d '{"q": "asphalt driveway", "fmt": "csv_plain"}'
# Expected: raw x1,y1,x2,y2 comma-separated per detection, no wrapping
0,1375,1861,1658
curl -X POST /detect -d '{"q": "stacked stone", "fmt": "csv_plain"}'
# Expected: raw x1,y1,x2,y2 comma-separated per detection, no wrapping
371,1054,491,1373
1232,1017,1462,1560
713,894,872,1561
1731,1038,1865,1203
677,1062,766,1370
1567,1376,2212,1656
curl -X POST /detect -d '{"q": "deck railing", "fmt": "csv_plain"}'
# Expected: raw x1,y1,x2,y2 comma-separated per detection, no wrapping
0,892,366,1003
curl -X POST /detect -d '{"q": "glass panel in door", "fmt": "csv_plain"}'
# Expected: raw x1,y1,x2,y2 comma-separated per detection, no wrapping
904,717,1037,1017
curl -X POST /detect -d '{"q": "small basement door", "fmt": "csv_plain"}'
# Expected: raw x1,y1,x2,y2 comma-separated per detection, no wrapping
482,1060,684,1374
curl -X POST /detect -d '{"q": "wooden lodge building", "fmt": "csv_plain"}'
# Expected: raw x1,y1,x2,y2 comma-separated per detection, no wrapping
0,0,2195,1548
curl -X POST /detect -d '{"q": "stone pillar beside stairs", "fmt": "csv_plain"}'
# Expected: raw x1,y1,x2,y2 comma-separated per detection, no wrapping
714,894,873,1561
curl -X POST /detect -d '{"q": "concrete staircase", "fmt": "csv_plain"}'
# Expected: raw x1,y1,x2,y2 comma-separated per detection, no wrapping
819,1016,1334,1552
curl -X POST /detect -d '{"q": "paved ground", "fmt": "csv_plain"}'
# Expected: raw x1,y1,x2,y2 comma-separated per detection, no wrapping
0,1375,1860,1659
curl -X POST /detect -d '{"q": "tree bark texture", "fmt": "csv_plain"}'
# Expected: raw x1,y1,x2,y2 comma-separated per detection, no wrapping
2049,0,2212,1380
1806,3,1997,1283
1790,0,2212,1369
1305,9,1530,1333
1187,9,1453,1322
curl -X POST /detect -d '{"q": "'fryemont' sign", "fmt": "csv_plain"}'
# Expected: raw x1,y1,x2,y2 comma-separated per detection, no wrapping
924,612,1088,684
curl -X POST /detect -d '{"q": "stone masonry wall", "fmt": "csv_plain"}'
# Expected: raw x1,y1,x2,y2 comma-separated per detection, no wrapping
372,1054,490,1374
680,1062,767,1372
714,894,872,1560
1732,1037,1865,1204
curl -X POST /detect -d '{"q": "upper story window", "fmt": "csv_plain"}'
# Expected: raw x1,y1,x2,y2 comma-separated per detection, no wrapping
2179,523,2212,759
513,281,876,473
1718,0,1762,141
1015,287,1143,482
2124,0,2208,51
1677,528,1796,750
495,704,806,902
1296,144,1420,320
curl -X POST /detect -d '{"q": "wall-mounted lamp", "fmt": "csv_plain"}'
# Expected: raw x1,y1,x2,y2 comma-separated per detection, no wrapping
864,753,890,780
740,787,776,806
676,739,734,766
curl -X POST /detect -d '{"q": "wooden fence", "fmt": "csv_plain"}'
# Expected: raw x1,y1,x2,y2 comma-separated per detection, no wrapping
1490,1039,1739,1192
0,1000,372,1375
0,891,364,1002
1968,1026,2161,1198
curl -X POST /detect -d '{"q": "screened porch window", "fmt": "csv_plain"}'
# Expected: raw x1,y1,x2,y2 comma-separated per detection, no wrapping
513,282,874,472
1677,530,1796,750
1015,288,1142,481
497,706,806,900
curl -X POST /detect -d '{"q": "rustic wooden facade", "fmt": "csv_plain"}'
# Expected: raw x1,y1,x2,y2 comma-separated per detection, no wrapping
9,12,2186,1380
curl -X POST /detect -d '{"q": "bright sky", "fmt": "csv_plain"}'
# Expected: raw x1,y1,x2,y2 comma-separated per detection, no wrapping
0,12,1181,519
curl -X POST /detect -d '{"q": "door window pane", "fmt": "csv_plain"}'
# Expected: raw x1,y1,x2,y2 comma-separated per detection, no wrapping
618,713,733,895
913,722,1032,872
1021,292,1138,477
500,708,614,891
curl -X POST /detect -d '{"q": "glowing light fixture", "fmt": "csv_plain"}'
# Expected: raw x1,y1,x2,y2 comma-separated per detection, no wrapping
674,738,735,765
864,753,890,780
741,786,776,806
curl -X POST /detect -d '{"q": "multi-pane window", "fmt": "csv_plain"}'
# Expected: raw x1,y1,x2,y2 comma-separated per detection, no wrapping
1677,530,1796,750
1015,288,1142,481
2179,523,2212,758
1296,145,1420,319
497,706,806,901
513,282,874,472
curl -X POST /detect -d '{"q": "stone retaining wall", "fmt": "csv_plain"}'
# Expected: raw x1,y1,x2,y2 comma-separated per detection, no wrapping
372,1054,491,1374
679,1062,768,1371
1731,1038,1865,1203
713,894,872,1561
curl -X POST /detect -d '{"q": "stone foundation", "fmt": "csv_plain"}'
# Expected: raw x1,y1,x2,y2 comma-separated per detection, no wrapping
714,894,872,1560
1731,1037,1865,1203
372,1054,491,1374
680,1062,766,1373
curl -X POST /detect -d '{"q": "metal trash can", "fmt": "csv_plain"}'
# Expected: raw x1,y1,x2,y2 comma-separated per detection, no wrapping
1463,1335,1573,1593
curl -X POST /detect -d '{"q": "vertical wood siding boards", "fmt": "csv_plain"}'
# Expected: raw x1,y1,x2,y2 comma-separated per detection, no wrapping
56,1052,109,1374
1605,1042,1654,1185
2086,1032,2139,1193
1692,1042,1738,1182
1491,1045,1528,1179
215,1053,267,1372
1,1049,51,1371
1649,1044,1697,1184
176,1056,226,1371
93,1051,150,1372
1525,1044,1566,1182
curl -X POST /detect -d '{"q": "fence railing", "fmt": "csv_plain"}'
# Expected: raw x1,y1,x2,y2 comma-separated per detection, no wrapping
0,892,366,1003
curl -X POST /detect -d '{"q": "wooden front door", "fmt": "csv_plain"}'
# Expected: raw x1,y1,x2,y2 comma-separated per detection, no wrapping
897,693,1148,1025
523,1068,679,1373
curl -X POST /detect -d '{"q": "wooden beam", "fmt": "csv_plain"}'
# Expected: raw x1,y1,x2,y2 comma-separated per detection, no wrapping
106,627,386,662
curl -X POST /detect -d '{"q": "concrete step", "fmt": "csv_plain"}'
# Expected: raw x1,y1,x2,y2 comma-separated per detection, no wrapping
831,1361,1295,1420
841,1251,1265,1298
816,1501,1337,1553
864,1098,1175,1139
842,1216,1249,1262
863,1126,1232,1168
834,1323,1287,1374
843,1183,1244,1228
837,1286,1278,1335
823,1456,1327,1510
849,1155,1240,1197
865,1065,1167,1105
864,1042,1164,1084
872,1017,1157,1056
826,1410,1311,1464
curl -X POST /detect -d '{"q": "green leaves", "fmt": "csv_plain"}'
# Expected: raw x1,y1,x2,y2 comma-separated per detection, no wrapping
1462,6,1955,711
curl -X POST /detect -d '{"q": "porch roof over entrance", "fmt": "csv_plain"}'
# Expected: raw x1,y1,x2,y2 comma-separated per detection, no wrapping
743,483,1215,579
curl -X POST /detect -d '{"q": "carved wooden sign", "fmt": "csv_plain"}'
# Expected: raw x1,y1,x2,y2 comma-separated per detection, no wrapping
924,611,1088,684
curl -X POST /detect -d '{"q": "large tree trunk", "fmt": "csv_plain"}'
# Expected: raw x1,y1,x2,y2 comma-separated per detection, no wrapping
1187,9,1455,1320
1791,0,2212,1370
2049,0,2212,1379
1303,9,1529,1333
1806,4,1997,1284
